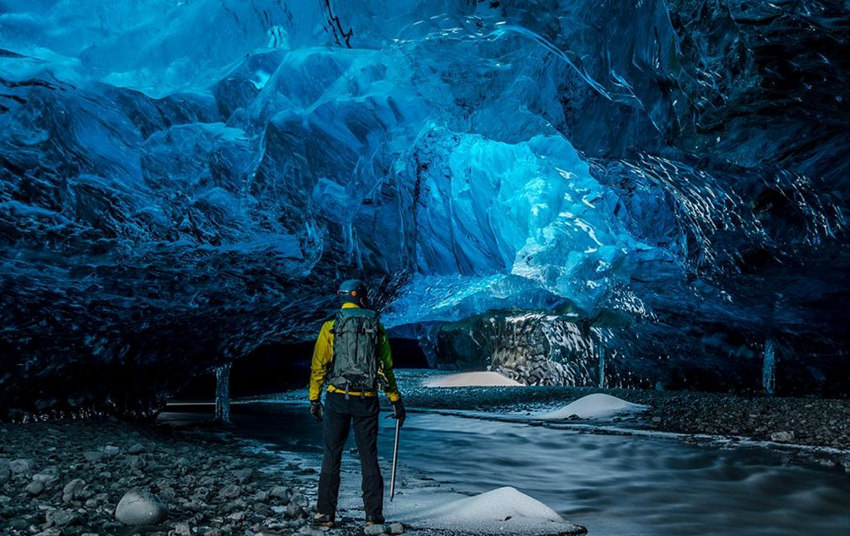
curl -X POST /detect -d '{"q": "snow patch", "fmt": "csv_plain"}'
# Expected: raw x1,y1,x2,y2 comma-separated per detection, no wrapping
401,486,584,535
424,371,523,388
536,393,648,420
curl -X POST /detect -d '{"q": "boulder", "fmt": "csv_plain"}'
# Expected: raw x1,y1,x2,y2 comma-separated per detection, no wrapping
115,488,167,526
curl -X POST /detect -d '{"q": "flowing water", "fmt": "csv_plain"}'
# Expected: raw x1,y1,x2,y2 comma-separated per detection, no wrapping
162,401,850,536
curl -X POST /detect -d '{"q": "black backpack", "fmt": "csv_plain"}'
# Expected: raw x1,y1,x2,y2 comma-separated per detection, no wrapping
329,308,380,391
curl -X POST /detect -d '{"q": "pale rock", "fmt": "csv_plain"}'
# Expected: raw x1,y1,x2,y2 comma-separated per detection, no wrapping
63,478,86,502
115,488,168,526
771,431,795,442
218,484,241,500
9,459,34,474
365,523,386,535
25,480,44,496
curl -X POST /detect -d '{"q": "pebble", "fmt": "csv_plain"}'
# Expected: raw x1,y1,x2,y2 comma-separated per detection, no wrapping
388,522,405,534
364,523,385,535
174,522,192,536
771,431,795,443
63,478,87,502
0,459,10,481
115,488,168,526
297,526,325,536
269,486,292,503
33,529,62,536
233,468,253,483
46,508,78,527
128,443,146,454
218,484,242,499
103,445,121,456
33,471,60,486
9,458,34,474
84,451,105,463
285,502,303,519
25,479,44,496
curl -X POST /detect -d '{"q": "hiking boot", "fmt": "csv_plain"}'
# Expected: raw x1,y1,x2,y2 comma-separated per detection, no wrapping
313,512,335,527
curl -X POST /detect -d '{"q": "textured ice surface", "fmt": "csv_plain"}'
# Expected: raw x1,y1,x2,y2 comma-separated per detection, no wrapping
393,486,584,535
536,393,648,420
1,1,849,414
423,371,523,388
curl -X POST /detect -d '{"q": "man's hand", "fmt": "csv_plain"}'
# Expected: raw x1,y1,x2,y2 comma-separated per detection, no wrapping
391,399,406,427
310,400,324,422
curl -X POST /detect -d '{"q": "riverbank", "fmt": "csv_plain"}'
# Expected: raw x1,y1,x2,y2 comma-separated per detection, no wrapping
0,419,360,536
247,369,850,455
399,370,850,453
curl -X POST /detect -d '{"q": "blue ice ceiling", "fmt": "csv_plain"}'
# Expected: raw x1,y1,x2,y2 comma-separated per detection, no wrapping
1,1,848,414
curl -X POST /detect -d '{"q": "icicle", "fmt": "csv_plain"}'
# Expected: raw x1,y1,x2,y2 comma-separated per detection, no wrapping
215,363,231,424
598,343,606,388
762,337,775,395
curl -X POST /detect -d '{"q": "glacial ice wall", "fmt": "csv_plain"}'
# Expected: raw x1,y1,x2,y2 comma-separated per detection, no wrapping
0,0,848,416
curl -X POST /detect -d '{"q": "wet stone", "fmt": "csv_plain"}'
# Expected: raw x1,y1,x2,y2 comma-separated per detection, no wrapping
771,431,795,442
63,478,86,502
269,486,292,503
174,522,192,536
115,488,167,526
10,458,35,474
46,508,79,527
388,522,405,534
218,484,241,499
233,468,253,483
25,479,45,495
364,523,386,535
84,451,105,463
285,502,303,519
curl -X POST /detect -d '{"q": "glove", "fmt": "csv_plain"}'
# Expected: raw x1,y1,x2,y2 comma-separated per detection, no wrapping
310,400,324,422
391,399,406,427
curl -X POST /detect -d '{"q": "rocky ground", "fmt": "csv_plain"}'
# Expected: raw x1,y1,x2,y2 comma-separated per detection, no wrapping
0,419,406,536
391,370,850,454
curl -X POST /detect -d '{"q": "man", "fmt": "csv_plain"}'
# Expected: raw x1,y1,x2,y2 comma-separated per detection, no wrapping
308,279,406,528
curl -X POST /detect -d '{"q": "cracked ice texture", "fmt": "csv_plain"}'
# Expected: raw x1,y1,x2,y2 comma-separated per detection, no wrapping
0,0,848,416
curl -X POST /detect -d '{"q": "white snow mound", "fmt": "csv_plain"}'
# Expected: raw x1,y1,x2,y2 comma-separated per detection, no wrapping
424,371,523,388
404,486,583,535
536,393,648,420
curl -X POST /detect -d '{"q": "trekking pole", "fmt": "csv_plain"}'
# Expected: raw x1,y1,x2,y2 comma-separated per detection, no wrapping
389,417,401,500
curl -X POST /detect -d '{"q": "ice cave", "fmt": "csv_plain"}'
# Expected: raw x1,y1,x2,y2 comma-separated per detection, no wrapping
0,1,848,536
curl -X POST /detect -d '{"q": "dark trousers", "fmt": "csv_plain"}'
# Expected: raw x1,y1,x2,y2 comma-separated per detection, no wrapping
317,392,384,519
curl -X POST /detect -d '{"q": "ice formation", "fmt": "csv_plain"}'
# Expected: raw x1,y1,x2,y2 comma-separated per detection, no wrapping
396,486,584,535
0,1,848,415
423,371,523,388
536,393,648,420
